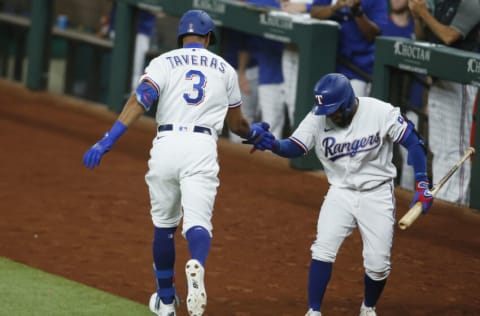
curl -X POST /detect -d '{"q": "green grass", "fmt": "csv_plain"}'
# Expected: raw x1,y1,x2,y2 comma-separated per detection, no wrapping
0,257,152,316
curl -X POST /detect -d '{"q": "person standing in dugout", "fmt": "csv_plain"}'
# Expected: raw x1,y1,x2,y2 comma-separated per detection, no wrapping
408,0,480,206
82,9,272,316
253,73,434,316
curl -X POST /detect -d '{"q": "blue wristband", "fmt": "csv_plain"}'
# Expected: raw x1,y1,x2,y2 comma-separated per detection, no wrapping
109,120,128,142
306,3,312,12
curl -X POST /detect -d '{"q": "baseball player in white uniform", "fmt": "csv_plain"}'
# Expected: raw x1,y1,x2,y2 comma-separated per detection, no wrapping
82,10,272,316
256,73,433,316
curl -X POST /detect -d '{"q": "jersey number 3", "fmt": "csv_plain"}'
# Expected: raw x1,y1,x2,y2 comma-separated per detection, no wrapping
183,70,206,105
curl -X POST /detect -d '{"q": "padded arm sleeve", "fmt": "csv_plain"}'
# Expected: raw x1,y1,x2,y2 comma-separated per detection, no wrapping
135,80,159,111
272,138,306,158
399,121,428,182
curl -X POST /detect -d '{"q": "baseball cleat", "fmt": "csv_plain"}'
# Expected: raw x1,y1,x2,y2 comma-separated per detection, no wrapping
359,302,377,316
305,308,322,316
149,292,177,316
185,259,207,316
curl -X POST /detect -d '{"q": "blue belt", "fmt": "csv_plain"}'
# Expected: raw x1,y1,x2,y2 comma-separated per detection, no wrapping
158,124,212,135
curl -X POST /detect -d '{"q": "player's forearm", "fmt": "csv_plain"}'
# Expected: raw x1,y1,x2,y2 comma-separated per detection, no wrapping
227,110,251,139
117,94,147,127
272,139,305,158
399,125,428,182
232,120,251,139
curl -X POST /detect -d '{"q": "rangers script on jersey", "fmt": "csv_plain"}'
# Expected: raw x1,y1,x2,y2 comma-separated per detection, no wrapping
291,97,409,190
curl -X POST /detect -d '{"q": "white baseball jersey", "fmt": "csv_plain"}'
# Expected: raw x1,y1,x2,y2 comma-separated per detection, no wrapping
141,43,242,235
291,97,409,190
140,44,242,134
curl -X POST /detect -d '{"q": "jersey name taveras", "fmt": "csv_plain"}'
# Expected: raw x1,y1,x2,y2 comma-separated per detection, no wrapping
292,97,409,190
140,45,242,134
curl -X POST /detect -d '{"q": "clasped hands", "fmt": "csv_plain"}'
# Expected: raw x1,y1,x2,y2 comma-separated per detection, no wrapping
243,122,276,151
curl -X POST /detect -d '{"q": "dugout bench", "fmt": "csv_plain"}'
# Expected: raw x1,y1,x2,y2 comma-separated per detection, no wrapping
0,12,29,81
371,36,480,209
0,1,114,102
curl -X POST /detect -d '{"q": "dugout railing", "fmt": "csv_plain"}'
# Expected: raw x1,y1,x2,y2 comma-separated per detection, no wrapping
371,36,480,209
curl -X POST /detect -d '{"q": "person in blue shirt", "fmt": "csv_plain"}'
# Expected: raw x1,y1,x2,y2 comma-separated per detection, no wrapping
309,0,388,97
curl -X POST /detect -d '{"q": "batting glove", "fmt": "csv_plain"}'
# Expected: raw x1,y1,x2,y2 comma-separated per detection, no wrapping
83,120,127,169
243,122,275,151
410,180,433,214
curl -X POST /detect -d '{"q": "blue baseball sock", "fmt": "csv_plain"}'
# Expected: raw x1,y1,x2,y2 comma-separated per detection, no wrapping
308,259,332,311
185,226,211,266
364,274,387,307
152,227,177,304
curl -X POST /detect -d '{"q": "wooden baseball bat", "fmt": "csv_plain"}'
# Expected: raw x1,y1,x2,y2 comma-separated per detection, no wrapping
398,147,476,230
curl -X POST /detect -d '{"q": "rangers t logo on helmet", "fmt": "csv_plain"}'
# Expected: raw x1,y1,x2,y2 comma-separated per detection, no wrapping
311,73,355,116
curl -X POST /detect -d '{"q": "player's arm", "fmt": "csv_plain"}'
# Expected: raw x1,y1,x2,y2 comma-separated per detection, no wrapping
398,120,433,213
83,80,156,169
118,94,149,126
226,106,251,139
398,120,428,181
227,106,276,151
271,138,306,158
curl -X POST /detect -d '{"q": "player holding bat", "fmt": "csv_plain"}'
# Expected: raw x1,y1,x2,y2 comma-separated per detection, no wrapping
255,73,433,316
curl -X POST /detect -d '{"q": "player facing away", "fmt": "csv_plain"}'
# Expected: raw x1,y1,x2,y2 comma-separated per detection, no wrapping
256,73,433,316
82,10,272,316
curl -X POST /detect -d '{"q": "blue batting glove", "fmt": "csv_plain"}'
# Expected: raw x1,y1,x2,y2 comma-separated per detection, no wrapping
83,132,115,169
410,180,433,214
243,122,275,151
243,122,270,144
254,131,276,151
83,120,127,169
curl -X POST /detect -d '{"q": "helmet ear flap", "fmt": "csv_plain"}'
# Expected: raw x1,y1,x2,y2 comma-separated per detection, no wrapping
340,84,355,115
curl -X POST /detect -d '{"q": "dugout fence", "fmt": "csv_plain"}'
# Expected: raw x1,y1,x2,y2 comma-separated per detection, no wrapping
1,1,478,209
372,36,480,209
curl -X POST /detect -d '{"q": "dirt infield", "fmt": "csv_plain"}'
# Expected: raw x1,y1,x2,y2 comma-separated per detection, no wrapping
1,79,479,316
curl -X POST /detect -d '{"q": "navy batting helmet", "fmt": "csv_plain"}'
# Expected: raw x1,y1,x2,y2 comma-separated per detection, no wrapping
177,10,216,47
311,73,355,116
